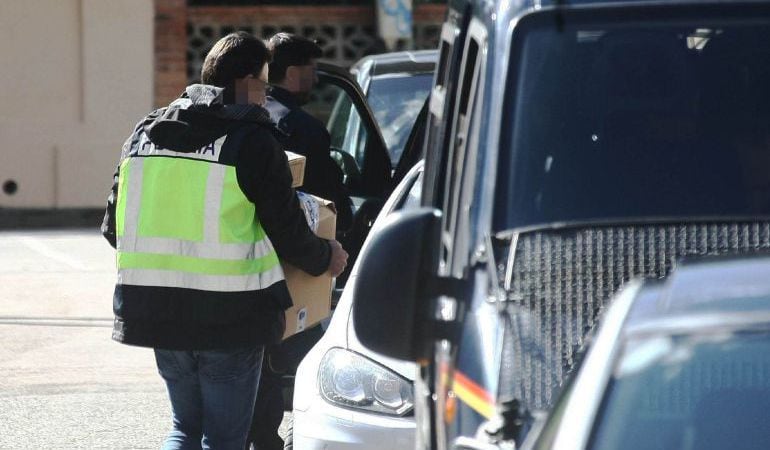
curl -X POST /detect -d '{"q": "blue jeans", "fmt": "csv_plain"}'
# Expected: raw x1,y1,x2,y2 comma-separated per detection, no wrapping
154,347,264,450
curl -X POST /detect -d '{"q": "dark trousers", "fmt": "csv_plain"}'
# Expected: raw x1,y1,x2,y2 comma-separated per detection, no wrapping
155,347,264,450
246,364,284,450
245,324,326,450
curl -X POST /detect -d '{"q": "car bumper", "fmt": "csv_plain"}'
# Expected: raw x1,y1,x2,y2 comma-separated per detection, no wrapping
292,399,415,449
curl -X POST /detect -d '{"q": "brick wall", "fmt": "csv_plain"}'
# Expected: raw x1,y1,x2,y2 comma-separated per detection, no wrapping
154,2,446,108
154,0,188,107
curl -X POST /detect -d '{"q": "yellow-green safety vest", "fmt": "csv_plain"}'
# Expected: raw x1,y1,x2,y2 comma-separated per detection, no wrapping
115,134,285,292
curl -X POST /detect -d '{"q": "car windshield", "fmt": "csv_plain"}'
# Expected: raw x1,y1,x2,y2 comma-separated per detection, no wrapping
589,328,770,450
367,73,433,166
496,13,770,230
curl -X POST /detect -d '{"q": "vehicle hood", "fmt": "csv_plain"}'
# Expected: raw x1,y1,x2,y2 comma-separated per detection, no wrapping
324,268,417,381
328,161,425,383
335,273,417,381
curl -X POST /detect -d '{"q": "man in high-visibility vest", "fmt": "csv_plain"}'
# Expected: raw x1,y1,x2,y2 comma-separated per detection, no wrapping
101,32,348,450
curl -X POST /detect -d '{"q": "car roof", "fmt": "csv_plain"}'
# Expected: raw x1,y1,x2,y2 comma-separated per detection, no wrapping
623,253,770,333
350,49,438,79
451,0,770,18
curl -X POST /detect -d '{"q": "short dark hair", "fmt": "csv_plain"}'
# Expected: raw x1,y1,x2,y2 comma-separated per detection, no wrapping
201,31,271,87
267,33,322,84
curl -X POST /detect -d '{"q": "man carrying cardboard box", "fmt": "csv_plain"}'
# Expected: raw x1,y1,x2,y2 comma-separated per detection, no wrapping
101,32,347,450
263,33,353,233
248,32,356,450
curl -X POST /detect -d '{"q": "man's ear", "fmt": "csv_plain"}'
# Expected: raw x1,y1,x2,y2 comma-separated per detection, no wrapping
233,77,249,104
284,66,299,91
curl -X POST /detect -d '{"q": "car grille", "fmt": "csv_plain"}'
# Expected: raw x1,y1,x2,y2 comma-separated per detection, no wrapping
498,221,770,410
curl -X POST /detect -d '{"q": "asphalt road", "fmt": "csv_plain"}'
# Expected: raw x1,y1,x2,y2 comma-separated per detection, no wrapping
0,228,289,449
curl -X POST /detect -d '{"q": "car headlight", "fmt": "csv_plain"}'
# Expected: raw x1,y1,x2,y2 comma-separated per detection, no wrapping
318,348,414,416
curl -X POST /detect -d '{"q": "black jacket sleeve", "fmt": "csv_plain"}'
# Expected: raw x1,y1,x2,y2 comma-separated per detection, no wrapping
284,111,353,233
236,126,332,276
101,163,119,249
102,114,161,249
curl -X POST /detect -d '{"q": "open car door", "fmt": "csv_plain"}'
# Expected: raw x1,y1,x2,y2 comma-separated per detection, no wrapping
310,63,392,198
304,63,392,285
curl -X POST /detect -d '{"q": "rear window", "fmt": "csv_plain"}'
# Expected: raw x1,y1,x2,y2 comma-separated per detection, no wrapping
367,73,433,165
589,329,770,450
496,10,770,230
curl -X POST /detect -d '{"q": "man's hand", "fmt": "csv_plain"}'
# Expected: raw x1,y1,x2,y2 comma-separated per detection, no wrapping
327,240,348,277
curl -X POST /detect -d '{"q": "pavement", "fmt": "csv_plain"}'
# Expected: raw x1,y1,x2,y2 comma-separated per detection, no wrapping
0,226,289,449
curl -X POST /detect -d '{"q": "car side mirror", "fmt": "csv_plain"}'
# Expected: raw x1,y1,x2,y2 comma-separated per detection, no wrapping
352,207,441,361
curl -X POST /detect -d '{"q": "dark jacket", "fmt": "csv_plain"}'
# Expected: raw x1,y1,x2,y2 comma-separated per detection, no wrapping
102,85,331,350
264,86,353,232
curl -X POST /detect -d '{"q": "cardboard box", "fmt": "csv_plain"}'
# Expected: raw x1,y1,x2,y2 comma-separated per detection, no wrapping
281,194,337,339
286,151,306,188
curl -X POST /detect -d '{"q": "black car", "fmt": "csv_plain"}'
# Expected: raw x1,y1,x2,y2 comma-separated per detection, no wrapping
349,50,437,167
352,1,770,449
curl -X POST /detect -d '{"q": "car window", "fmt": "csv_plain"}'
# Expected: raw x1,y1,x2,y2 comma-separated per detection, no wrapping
310,81,369,168
367,73,433,166
442,19,485,274
588,329,770,450
305,80,371,194
495,15,770,230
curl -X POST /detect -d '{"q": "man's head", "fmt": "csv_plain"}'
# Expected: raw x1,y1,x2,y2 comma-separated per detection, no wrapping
267,33,322,104
201,31,271,105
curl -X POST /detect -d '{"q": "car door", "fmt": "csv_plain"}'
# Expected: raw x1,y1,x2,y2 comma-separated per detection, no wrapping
306,63,392,199
302,63,393,285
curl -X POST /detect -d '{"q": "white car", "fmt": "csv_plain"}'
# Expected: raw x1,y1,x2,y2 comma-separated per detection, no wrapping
287,161,424,449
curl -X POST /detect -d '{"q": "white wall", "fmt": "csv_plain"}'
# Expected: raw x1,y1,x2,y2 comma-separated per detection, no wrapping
0,0,154,208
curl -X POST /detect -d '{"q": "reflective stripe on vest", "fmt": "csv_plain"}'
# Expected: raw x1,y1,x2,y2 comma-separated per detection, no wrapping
115,138,284,292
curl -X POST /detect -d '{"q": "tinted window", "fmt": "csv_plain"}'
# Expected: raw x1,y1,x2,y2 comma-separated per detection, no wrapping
589,329,770,450
497,17,770,230
367,73,433,165
318,81,369,177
